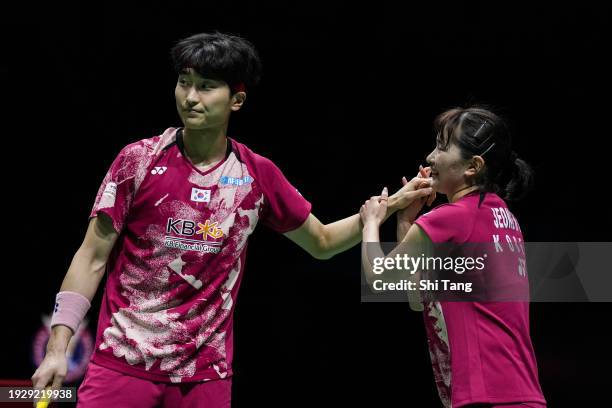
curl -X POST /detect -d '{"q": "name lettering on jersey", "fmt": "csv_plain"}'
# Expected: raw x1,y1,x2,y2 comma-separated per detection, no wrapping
151,166,168,175
491,207,521,232
492,234,525,255
164,217,224,254
220,175,253,186
191,188,211,203
492,234,527,277
490,207,526,277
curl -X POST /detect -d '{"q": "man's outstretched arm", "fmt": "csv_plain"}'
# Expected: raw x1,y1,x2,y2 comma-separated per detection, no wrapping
284,178,432,260
283,213,362,260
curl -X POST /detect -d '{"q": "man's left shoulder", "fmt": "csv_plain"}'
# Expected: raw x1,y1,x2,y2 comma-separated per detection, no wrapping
230,138,278,170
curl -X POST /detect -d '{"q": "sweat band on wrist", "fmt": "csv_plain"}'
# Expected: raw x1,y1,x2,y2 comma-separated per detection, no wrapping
50,291,91,334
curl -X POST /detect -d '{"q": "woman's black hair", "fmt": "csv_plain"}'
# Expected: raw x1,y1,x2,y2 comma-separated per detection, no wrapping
433,106,534,202
170,32,262,93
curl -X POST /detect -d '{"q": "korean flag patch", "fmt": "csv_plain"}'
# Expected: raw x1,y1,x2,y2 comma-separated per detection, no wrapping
191,188,211,203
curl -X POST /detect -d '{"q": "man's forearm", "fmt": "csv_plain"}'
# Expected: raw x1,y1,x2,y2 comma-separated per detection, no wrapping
46,325,73,355
320,198,401,258
48,248,106,350
319,214,363,259
59,247,107,301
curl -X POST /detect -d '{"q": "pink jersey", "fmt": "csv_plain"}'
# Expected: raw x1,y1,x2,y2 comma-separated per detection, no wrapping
414,191,546,407
88,127,311,383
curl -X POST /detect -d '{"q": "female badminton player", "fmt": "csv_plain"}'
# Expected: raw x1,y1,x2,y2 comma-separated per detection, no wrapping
360,106,547,408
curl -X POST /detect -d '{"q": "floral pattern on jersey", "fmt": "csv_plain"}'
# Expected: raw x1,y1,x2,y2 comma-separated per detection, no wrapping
424,301,452,408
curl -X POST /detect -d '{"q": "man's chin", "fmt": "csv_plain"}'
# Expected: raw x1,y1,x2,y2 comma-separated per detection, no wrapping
182,120,209,130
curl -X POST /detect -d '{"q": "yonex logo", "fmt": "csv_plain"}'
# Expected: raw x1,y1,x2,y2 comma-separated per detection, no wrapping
151,166,168,175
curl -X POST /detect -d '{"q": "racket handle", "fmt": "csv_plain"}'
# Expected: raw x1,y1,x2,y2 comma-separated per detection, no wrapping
35,387,51,408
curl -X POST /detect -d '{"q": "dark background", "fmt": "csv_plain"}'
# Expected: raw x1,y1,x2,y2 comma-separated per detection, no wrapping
4,1,610,407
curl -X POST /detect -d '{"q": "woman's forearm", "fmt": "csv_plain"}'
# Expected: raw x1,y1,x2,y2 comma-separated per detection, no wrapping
361,223,386,284
397,220,412,242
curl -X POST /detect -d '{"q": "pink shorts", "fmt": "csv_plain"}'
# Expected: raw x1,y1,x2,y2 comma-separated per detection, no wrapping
77,361,231,408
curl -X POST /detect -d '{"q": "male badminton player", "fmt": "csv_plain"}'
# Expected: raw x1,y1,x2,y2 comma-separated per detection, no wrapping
31,32,432,407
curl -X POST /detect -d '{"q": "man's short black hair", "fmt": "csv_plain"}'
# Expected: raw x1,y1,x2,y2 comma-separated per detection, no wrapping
170,31,262,92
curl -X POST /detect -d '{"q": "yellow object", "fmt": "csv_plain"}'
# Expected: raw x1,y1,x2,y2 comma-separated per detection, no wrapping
35,388,51,408
36,400,49,408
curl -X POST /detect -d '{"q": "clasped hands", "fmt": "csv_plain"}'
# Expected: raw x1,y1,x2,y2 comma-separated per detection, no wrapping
360,166,436,228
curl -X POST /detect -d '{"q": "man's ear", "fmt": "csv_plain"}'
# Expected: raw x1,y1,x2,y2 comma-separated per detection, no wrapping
230,92,247,111
465,155,485,178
